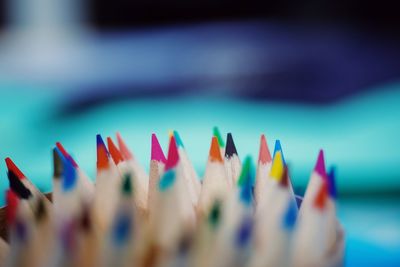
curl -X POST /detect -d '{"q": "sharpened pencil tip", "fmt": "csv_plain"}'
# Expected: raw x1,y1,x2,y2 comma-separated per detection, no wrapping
56,142,78,168
107,137,124,165
151,133,167,163
5,157,25,180
314,149,326,178
213,126,225,148
62,155,77,192
173,130,184,148
273,140,286,165
116,132,133,160
258,134,272,164
97,134,110,171
270,151,284,181
238,156,254,205
7,169,32,199
209,137,223,162
225,133,238,158
165,136,179,171
327,166,337,199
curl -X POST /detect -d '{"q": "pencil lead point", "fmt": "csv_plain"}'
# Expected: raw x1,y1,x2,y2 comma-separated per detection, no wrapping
273,140,286,165
107,137,124,165
314,149,326,178
165,136,179,171
62,154,77,192
151,133,167,163
225,133,238,158
327,166,337,199
55,142,78,168
238,156,254,205
213,126,225,148
5,157,25,179
97,134,110,171
259,134,272,164
173,130,184,148
7,169,32,199
270,151,284,181
209,136,223,162
53,148,64,178
116,132,133,160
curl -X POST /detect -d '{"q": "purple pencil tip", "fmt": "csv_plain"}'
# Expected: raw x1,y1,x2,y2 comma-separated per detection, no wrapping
151,133,167,163
314,149,326,177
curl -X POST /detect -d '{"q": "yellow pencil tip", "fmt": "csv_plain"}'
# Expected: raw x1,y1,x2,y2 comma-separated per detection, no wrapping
270,151,284,181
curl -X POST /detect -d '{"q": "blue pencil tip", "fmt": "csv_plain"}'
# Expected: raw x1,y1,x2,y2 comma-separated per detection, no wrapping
62,156,77,192
273,140,286,165
327,166,337,199
235,215,253,248
112,212,132,246
173,130,184,148
283,200,297,230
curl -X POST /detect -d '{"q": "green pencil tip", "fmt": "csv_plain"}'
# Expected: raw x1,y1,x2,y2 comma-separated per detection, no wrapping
208,200,222,229
122,173,133,196
237,156,254,187
213,126,225,148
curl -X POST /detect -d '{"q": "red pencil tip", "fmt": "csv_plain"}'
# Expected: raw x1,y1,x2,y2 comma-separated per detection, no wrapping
314,149,327,178
165,136,179,171
116,132,133,160
151,133,167,163
209,137,223,162
97,135,110,171
107,137,124,165
279,166,289,188
56,142,78,168
5,158,25,179
6,189,19,225
258,134,272,164
314,180,329,210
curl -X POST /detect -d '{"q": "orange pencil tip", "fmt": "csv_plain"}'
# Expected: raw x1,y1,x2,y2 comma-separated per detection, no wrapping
107,137,124,165
116,132,133,160
97,135,110,171
209,137,223,162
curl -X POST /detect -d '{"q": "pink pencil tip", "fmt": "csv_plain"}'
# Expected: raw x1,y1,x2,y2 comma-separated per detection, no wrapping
314,149,327,178
165,136,179,171
116,132,133,160
151,133,167,163
258,134,272,164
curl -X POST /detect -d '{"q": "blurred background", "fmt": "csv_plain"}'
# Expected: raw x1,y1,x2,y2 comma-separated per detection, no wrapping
0,0,399,266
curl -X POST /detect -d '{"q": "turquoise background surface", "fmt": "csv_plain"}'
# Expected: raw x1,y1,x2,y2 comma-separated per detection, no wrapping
0,81,399,266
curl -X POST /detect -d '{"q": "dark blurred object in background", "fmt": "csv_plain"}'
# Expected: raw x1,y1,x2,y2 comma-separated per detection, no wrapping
88,0,400,34
0,0,399,34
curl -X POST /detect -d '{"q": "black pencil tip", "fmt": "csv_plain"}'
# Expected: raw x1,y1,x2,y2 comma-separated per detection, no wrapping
225,133,238,158
7,170,32,199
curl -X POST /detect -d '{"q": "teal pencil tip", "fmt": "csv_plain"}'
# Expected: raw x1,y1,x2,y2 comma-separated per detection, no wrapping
173,130,184,148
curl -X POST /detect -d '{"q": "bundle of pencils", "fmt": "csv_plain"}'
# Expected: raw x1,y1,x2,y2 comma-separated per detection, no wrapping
0,129,344,267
